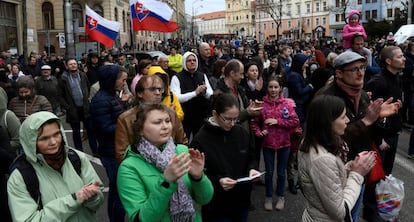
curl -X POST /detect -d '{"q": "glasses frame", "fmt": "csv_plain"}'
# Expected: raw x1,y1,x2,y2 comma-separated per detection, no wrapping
144,87,165,93
342,65,367,74
218,114,238,123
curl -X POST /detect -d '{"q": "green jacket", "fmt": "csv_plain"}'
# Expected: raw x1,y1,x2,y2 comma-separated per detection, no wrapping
0,87,21,153
7,111,104,221
118,144,214,222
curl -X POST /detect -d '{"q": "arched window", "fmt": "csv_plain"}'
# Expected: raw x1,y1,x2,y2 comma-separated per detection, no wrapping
115,8,118,21
122,10,126,32
42,2,54,29
93,5,104,16
72,3,83,26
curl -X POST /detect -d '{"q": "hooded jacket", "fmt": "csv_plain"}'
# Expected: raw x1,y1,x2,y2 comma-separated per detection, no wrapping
286,54,314,124
170,52,213,126
7,111,104,221
90,65,126,157
0,87,21,154
148,66,184,121
342,10,367,49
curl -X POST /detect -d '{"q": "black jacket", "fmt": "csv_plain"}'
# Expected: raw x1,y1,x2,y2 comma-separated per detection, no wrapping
365,68,402,136
190,120,257,218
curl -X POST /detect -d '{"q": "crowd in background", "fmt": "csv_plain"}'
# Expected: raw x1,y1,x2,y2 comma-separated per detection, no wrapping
0,19,412,221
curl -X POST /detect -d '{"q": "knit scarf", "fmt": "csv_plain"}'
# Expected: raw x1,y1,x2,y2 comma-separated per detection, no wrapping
136,137,195,221
336,79,362,114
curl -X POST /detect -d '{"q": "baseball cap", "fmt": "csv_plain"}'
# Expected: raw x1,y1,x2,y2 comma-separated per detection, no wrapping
333,51,366,69
41,65,52,70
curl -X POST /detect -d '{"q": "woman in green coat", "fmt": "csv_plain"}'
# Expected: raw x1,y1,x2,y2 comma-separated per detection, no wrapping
117,103,213,222
7,111,104,221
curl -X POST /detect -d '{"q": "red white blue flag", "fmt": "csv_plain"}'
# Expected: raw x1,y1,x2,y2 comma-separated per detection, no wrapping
130,0,179,32
85,5,120,47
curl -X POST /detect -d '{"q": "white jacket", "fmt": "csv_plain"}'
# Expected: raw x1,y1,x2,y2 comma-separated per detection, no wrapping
298,144,364,222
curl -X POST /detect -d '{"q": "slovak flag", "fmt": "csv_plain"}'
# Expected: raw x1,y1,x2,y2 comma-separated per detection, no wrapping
130,0,179,32
85,5,120,47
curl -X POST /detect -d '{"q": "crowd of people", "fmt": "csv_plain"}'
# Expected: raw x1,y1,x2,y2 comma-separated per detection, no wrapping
0,12,411,221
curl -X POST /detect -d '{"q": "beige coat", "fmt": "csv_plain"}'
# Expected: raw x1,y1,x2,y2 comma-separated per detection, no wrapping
298,145,364,222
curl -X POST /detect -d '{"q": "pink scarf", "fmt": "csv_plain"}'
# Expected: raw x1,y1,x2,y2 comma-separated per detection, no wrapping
336,79,363,114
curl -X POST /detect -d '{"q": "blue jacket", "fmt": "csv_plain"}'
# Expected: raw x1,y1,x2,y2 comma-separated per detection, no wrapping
90,65,125,157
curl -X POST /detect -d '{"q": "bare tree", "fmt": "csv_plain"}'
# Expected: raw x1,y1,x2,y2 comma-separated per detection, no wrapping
256,0,283,39
329,0,353,24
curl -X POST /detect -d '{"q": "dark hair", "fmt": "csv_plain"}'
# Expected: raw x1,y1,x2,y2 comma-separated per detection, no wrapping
244,61,260,79
211,93,239,114
135,75,165,99
138,59,152,73
224,59,242,77
37,118,65,148
379,46,400,67
133,103,172,145
300,95,345,155
267,76,283,88
212,59,227,78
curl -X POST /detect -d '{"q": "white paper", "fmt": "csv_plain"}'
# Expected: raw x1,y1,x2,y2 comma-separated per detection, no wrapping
236,171,265,183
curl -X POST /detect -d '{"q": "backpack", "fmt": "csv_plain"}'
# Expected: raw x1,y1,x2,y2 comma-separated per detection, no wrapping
9,148,81,210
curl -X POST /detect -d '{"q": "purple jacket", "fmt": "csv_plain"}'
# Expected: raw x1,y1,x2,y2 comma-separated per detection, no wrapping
251,95,299,150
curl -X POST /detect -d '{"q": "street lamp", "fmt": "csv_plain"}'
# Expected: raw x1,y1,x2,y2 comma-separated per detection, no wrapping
191,0,203,45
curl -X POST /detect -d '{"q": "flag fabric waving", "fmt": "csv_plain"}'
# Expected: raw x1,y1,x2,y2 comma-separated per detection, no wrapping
85,5,120,47
130,0,179,32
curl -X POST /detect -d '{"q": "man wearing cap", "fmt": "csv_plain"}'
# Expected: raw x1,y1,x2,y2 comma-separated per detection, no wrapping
317,50,400,222
35,65,61,115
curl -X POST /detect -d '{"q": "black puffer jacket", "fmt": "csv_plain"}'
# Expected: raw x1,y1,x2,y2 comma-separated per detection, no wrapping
90,65,125,157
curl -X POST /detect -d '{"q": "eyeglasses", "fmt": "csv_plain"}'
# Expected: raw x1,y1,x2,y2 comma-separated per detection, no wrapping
219,114,238,123
144,87,165,93
342,65,367,74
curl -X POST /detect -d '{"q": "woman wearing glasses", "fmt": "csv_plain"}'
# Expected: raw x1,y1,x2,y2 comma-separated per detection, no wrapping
190,93,260,222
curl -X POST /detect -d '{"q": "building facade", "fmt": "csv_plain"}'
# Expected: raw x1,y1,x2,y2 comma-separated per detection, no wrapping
0,0,23,55
225,0,255,39
23,0,185,57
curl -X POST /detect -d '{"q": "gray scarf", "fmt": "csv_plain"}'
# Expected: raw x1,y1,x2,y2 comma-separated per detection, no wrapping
136,137,195,221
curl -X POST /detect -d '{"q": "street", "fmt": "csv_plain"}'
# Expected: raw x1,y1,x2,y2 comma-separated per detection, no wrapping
63,120,414,222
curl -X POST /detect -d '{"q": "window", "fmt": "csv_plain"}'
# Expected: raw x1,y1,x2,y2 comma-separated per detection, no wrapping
358,0,362,4
306,3,310,13
395,8,400,16
316,18,319,25
315,2,320,12
372,0,377,2
288,20,291,28
366,0,370,4
297,20,301,27
387,9,392,17
228,3,230,9
372,10,377,19
365,10,371,19
92,5,103,16
42,2,54,29
322,17,326,25
306,18,310,26
122,10,125,32
297,4,301,14
272,22,274,29
264,23,266,30
72,3,83,27
323,2,327,11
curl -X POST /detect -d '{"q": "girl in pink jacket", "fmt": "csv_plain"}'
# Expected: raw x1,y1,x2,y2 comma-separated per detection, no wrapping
342,10,367,49
251,77,299,211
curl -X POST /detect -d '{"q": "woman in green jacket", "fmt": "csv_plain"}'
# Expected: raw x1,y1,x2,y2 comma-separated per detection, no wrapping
117,103,213,222
7,111,104,221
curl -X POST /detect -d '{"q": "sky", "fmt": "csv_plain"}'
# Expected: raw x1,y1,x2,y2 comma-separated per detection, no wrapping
185,0,225,16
